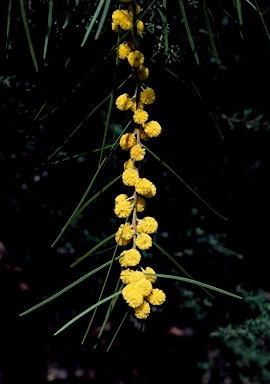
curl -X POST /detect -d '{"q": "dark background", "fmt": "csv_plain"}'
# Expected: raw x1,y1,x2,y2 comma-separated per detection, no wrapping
1,1,270,383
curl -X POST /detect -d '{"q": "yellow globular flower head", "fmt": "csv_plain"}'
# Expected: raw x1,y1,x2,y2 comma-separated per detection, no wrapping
135,178,156,197
130,144,146,161
147,288,166,306
120,132,136,150
112,22,118,32
144,267,157,283
116,93,133,111
112,9,124,23
140,88,156,105
118,43,131,59
122,283,144,308
143,121,162,138
119,15,132,31
135,278,153,296
137,216,158,234
122,168,139,186
119,248,141,267
130,100,144,113
136,20,144,36
128,50,144,67
120,268,133,284
128,271,145,283
114,200,133,218
136,233,152,250
134,301,151,319
144,183,157,198
124,158,135,170
137,65,149,81
136,196,146,212
115,194,128,203
115,223,135,246
133,109,148,124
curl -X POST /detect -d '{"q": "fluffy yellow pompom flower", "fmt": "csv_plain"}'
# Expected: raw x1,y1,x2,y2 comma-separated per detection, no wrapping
137,216,158,234
136,233,152,250
147,288,166,305
135,178,156,197
140,88,156,105
144,183,157,198
133,109,148,124
120,132,136,150
124,158,135,170
134,301,151,319
118,43,131,59
136,20,144,36
120,268,133,284
136,196,146,212
128,50,144,67
119,248,141,267
137,65,149,81
112,9,124,23
128,271,145,283
116,93,133,111
115,194,128,203
122,168,139,186
143,121,162,138
144,267,157,283
122,283,144,308
114,200,133,218
130,144,146,161
115,223,135,246
119,15,132,30
135,278,153,296
112,22,118,32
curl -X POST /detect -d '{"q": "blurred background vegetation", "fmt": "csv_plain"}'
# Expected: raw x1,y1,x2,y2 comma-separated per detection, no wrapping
1,0,270,383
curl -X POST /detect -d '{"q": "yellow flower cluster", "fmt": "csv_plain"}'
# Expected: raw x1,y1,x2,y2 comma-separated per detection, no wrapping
120,265,166,319
112,2,165,320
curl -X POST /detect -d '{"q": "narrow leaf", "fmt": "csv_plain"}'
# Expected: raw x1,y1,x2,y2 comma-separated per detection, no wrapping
43,0,53,59
19,255,121,316
203,0,218,60
178,0,199,64
253,0,270,42
95,0,111,40
70,233,116,268
106,310,128,352
153,241,215,299
144,145,228,220
20,0,39,72
81,0,106,47
6,0,12,57
151,274,242,299
236,0,243,25
53,291,123,336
